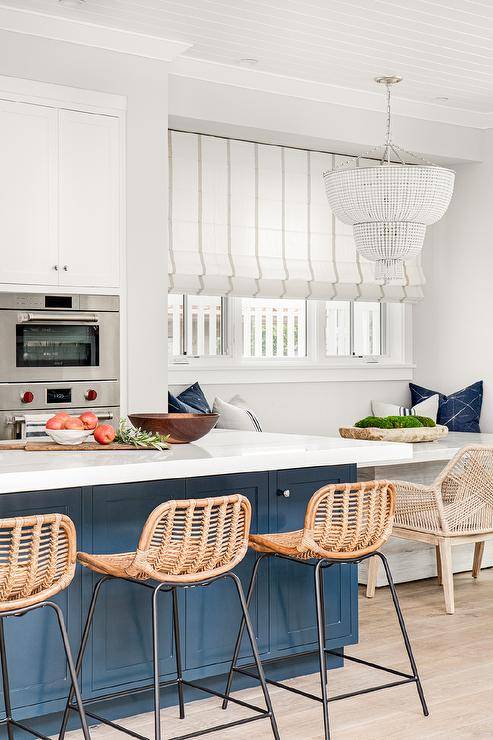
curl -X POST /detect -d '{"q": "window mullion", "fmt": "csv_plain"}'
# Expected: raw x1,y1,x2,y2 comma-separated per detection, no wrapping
182,294,189,356
349,300,355,357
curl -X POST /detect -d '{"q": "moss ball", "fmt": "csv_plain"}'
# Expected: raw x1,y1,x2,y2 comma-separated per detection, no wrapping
414,416,436,427
354,416,394,429
386,416,424,428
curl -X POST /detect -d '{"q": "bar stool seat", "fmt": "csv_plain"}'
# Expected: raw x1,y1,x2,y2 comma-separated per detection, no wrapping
223,480,429,740
0,513,91,740
60,495,280,740
77,551,144,578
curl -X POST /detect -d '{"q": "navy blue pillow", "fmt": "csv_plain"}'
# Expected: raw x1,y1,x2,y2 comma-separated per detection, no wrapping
168,382,211,414
409,381,483,433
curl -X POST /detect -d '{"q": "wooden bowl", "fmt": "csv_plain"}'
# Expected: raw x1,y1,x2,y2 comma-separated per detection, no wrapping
129,413,219,444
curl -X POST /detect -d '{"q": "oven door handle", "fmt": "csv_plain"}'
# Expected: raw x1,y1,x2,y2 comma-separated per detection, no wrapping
17,312,99,324
8,411,115,437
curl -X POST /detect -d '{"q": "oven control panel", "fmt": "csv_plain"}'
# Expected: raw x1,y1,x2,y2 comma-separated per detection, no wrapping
47,388,72,404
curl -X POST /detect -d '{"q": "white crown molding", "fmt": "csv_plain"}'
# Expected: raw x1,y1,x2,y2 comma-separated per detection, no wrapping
0,73,127,112
0,4,193,61
169,56,493,130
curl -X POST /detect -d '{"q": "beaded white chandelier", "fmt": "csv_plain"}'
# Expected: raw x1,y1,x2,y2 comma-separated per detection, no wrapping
323,76,455,281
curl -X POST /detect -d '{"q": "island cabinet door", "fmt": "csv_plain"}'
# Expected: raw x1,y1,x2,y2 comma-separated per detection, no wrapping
81,479,186,699
184,473,269,676
270,465,358,656
0,489,83,718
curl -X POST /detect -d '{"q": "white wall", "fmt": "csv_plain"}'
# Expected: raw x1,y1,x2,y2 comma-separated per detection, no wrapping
170,381,411,436
414,128,493,430
0,29,169,413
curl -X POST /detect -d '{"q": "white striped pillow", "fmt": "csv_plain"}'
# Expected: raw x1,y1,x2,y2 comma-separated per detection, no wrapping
371,394,439,421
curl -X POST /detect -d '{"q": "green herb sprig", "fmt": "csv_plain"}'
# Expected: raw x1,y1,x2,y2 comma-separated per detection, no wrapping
115,418,170,450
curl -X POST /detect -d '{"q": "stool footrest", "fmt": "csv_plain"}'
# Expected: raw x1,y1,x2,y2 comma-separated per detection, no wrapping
168,711,271,740
325,649,415,680
233,666,417,704
68,676,272,740
2,718,51,740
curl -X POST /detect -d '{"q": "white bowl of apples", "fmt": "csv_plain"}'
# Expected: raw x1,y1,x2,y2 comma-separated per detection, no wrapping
45,411,106,445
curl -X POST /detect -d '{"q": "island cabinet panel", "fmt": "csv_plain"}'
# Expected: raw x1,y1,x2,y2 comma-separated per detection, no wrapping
184,473,270,674
270,465,358,655
81,479,186,699
0,488,83,716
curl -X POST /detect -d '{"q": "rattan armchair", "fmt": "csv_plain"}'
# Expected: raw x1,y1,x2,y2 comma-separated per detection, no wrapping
366,445,493,614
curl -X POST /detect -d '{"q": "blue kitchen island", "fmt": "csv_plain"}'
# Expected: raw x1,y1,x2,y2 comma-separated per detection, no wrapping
0,430,411,734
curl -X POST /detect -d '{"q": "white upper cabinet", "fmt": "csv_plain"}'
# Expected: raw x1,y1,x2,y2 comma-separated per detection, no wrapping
59,110,120,288
0,101,121,289
0,100,58,285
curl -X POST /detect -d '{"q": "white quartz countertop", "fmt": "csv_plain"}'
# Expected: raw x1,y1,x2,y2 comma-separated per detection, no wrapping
0,430,488,496
0,429,413,495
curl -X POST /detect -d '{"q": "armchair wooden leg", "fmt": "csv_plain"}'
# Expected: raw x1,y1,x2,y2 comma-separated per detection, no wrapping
438,539,454,614
472,541,485,579
435,545,442,586
366,555,379,598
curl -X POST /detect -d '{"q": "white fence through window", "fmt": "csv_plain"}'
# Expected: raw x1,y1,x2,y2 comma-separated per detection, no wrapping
242,298,306,359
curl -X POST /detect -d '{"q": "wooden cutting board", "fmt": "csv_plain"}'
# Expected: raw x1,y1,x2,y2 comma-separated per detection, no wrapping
0,441,163,451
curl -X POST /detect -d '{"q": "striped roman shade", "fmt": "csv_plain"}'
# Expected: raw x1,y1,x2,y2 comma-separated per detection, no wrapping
168,131,425,302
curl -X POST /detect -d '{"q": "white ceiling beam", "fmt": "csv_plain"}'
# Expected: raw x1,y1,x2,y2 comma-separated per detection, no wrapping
169,56,493,130
0,4,193,61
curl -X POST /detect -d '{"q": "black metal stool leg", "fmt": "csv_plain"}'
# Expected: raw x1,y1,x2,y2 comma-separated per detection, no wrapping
315,560,331,740
225,572,280,740
172,588,185,720
59,575,110,739
376,552,429,717
152,583,166,740
222,553,268,710
0,617,14,740
47,602,91,740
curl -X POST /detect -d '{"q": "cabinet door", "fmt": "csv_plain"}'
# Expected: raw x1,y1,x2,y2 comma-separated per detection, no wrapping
58,110,120,288
0,100,58,285
184,473,269,674
0,489,82,715
82,479,185,698
271,465,357,655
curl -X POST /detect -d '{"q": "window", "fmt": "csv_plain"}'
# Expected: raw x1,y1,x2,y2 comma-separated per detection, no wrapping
168,295,225,357
168,294,404,373
242,298,306,359
325,301,382,357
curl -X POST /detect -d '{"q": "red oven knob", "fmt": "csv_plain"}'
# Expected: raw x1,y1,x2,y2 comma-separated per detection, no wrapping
85,389,98,401
21,391,34,404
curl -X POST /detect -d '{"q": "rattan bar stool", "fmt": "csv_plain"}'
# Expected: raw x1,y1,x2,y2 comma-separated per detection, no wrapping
222,480,429,739
0,514,90,740
59,494,279,740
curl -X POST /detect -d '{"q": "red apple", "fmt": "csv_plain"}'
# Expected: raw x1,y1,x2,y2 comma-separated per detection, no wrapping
79,411,99,430
63,417,85,430
46,416,65,430
94,424,115,445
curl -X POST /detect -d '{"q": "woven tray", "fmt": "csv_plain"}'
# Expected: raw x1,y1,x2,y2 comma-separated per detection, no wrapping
339,424,448,443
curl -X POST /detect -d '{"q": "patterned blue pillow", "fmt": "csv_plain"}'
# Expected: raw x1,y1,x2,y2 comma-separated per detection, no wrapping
168,382,211,414
409,381,483,433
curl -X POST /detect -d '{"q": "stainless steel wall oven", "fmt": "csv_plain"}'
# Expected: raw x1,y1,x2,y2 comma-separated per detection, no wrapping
0,293,120,439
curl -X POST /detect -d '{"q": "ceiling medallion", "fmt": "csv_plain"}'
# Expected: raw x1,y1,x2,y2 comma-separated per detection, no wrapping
323,76,455,282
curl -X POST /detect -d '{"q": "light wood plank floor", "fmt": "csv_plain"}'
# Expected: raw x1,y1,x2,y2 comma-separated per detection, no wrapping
61,570,493,739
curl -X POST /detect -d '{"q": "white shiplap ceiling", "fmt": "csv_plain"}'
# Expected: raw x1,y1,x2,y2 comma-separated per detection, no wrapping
3,0,493,116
